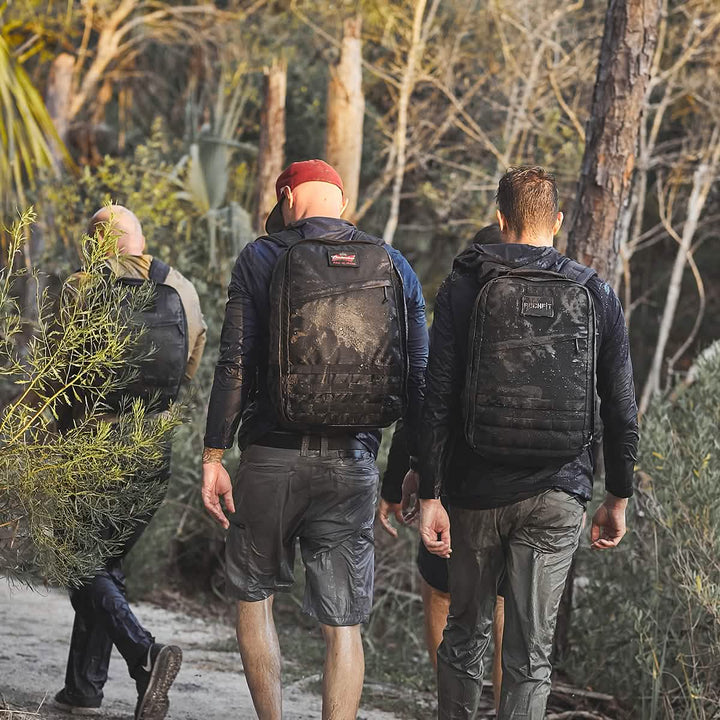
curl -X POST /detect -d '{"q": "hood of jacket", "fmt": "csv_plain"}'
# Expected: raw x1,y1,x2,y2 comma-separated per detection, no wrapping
453,242,563,275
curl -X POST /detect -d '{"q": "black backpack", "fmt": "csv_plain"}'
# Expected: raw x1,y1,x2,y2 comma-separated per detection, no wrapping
268,229,408,430
463,259,596,466
105,259,188,413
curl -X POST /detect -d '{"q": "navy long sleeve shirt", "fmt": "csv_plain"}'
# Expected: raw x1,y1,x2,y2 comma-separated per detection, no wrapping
204,217,428,460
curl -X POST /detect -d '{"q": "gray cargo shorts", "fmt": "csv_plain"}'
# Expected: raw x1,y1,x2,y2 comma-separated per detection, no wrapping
225,443,378,626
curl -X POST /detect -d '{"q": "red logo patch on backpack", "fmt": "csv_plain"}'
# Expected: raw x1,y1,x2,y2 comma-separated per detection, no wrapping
328,251,359,267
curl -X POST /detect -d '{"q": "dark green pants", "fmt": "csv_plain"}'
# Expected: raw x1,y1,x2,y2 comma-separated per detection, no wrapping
437,489,584,720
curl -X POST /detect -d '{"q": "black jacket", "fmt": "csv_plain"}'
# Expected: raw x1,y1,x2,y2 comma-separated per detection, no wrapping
419,242,638,509
204,217,428,459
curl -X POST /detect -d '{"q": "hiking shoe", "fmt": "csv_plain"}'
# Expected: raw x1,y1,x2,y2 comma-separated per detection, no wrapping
134,643,183,720
52,688,101,715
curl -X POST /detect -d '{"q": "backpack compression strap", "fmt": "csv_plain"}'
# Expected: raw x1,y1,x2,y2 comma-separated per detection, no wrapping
148,258,171,284
557,257,596,286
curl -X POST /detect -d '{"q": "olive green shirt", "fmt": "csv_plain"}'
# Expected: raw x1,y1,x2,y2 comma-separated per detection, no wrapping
105,254,207,382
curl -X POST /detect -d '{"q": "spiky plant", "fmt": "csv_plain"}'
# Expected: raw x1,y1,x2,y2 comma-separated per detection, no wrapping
0,209,181,586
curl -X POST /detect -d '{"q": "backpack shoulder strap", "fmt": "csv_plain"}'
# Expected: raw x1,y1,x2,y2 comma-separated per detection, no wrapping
558,257,596,286
148,258,171,283
350,228,384,247
262,227,305,248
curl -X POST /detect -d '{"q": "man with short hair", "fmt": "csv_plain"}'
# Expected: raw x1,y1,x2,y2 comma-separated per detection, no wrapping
54,205,206,720
201,159,428,720
419,167,638,719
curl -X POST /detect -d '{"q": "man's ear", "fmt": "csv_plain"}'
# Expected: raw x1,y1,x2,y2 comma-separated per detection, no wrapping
552,211,564,236
280,187,294,225
496,209,506,232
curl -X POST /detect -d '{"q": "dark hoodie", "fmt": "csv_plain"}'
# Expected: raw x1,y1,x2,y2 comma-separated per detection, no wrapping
419,239,638,509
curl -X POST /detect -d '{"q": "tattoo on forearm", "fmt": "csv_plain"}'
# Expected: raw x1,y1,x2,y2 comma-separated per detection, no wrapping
203,447,225,464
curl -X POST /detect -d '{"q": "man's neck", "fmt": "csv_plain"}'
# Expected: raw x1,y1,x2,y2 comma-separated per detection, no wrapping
292,212,342,222
501,231,553,248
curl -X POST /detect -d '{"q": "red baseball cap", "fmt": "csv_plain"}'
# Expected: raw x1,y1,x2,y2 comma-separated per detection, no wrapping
265,159,344,234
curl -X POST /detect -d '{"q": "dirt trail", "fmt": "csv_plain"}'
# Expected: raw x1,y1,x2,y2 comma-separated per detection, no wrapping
0,583,401,720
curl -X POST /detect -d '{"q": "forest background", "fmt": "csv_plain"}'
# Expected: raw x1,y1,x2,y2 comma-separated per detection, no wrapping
1,0,720,718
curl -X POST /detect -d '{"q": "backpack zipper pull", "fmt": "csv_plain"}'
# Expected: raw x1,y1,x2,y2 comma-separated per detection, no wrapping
382,286,389,303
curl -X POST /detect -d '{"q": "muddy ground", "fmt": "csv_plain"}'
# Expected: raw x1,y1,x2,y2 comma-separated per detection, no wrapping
0,582,618,719
0,583,405,720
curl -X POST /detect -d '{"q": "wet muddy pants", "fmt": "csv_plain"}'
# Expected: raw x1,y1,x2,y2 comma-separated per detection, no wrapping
437,489,584,720
62,461,170,706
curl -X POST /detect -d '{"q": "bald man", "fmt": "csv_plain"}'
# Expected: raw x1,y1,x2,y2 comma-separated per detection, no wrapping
86,205,206,382
54,206,206,720
201,160,428,719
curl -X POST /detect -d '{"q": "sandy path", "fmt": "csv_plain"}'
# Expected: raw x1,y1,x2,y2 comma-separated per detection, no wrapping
0,583,400,720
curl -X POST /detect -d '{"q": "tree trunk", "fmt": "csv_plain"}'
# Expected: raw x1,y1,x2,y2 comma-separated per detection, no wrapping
565,0,662,281
254,58,287,235
638,131,720,414
326,16,365,221
555,0,661,662
383,0,440,245
44,53,75,169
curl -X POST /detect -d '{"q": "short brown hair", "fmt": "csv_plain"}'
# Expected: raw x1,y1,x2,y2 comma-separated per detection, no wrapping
495,166,559,236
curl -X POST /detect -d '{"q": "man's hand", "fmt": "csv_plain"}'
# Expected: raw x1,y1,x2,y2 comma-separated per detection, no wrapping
377,497,406,538
419,498,451,558
377,470,421,538
590,493,628,550
201,455,235,530
400,470,420,524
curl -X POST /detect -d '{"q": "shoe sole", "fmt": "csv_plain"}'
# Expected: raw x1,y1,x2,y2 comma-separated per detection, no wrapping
52,700,101,716
135,645,183,720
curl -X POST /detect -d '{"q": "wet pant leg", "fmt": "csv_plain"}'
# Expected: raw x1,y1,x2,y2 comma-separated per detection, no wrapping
437,506,504,720
498,490,584,720
65,558,155,701
63,594,114,703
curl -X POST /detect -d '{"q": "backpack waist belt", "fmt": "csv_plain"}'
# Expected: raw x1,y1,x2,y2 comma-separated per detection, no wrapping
254,431,367,452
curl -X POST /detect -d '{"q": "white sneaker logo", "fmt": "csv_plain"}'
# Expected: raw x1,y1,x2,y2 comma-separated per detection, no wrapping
141,647,153,673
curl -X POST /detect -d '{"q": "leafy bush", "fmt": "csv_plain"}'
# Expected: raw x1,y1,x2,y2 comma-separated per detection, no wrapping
570,345,720,718
0,210,180,586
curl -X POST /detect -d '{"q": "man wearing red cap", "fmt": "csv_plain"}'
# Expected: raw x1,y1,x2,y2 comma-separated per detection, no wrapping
201,159,428,719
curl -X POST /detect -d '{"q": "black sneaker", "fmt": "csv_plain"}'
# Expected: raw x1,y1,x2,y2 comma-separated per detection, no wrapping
134,643,183,720
52,688,101,715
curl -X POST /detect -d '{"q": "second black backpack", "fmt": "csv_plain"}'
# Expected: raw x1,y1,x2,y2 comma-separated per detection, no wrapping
104,258,188,413
463,261,596,466
268,230,408,430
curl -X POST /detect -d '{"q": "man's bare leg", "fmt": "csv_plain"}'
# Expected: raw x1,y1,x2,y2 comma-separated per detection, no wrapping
421,575,505,711
420,576,451,670
236,597,282,720
492,595,505,713
320,623,364,720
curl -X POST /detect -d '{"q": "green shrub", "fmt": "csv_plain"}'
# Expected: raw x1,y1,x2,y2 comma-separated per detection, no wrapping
0,210,181,586
570,344,720,718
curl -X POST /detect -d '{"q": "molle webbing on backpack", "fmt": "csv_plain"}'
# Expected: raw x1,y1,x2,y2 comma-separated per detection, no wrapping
463,266,596,466
268,231,408,430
